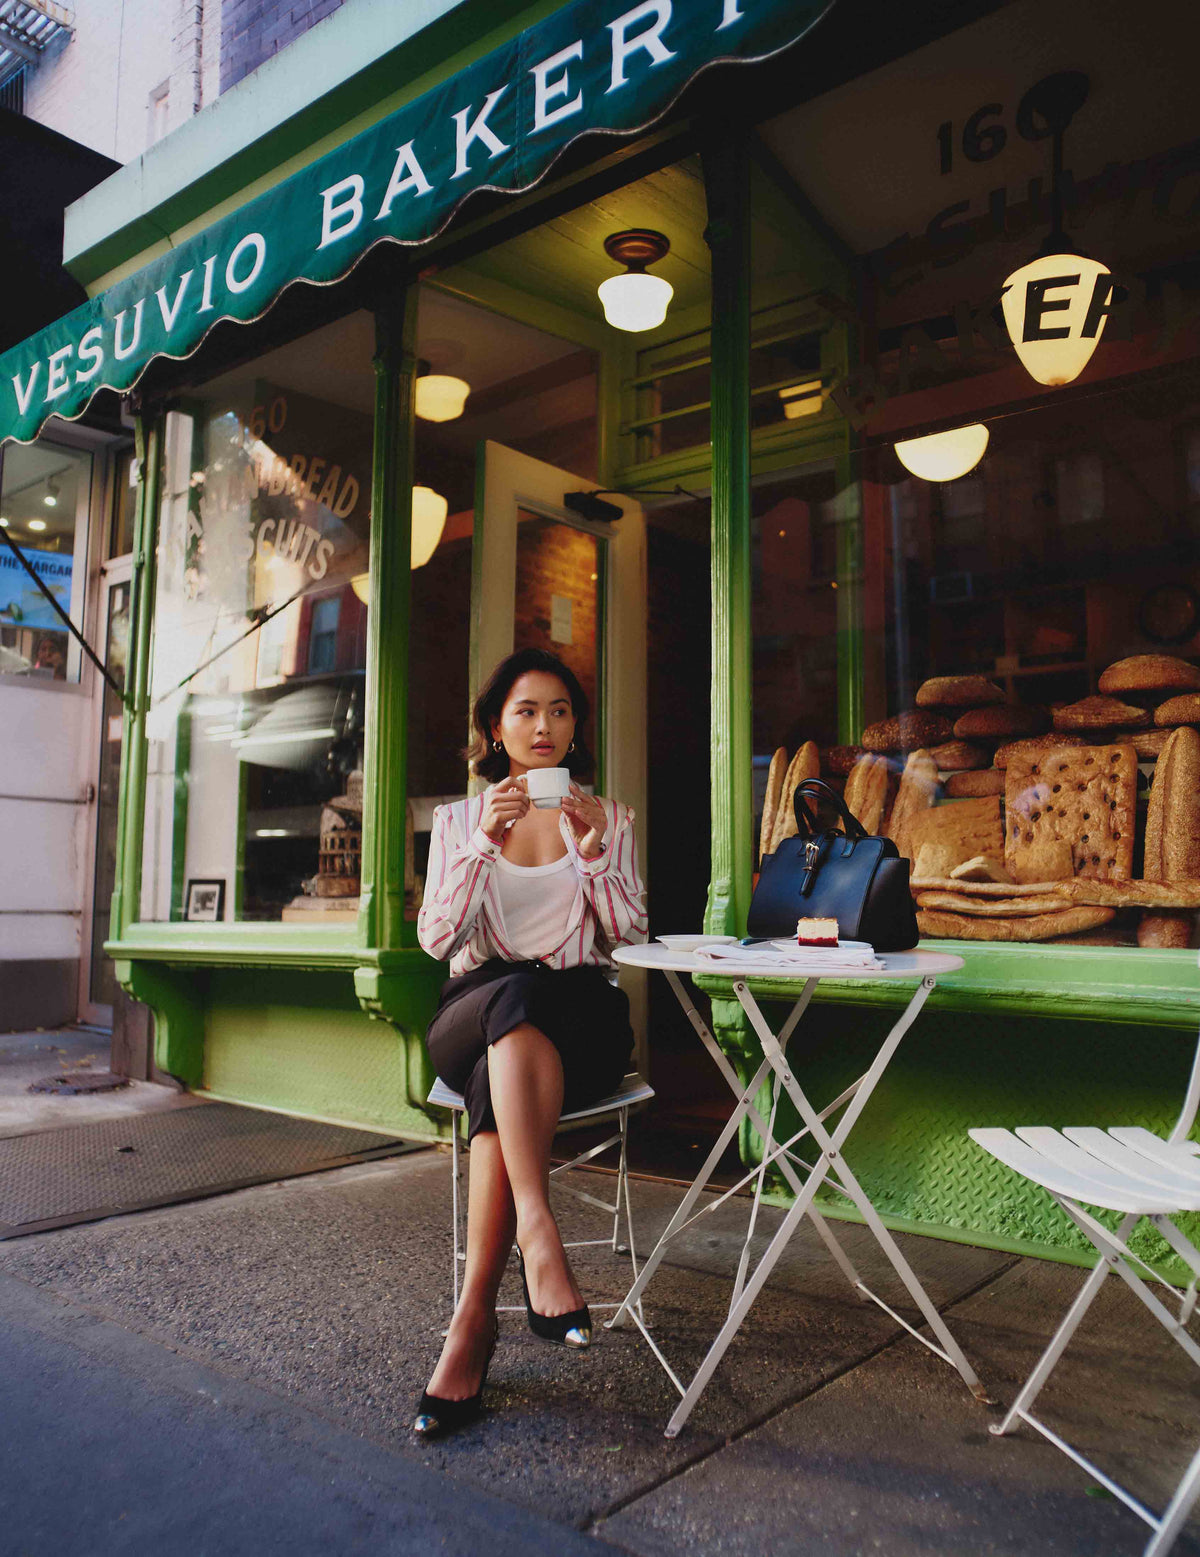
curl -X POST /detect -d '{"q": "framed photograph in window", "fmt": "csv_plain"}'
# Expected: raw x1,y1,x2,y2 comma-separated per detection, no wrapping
185,878,226,922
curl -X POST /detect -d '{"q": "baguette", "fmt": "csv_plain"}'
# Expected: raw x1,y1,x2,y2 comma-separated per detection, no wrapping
769,741,820,853
917,891,1073,916
1144,727,1200,881
759,747,788,864
910,876,1067,896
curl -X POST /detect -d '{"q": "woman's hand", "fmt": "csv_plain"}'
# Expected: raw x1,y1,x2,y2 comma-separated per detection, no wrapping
479,776,529,842
562,782,607,859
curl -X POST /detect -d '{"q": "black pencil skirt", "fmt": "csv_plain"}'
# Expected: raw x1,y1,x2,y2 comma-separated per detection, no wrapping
426,959,634,1141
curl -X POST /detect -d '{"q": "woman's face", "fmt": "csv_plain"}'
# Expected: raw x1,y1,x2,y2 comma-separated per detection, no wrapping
491,671,576,776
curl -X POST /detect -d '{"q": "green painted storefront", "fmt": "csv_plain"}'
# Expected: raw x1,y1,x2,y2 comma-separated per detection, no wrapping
5,0,1198,1278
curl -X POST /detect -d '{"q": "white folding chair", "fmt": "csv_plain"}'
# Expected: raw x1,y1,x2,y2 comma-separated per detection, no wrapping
969,969,1200,1557
427,1070,654,1320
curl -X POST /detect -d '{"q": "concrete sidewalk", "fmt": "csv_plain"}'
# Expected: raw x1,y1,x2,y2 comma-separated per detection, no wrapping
1,1143,1197,1556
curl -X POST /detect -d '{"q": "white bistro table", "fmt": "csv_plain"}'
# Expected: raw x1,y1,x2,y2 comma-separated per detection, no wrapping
609,940,991,1437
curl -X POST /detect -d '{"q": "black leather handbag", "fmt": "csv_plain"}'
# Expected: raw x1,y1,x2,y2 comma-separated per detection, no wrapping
747,779,919,951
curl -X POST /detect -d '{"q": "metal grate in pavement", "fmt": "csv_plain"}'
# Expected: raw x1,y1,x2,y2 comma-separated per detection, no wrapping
0,1103,419,1238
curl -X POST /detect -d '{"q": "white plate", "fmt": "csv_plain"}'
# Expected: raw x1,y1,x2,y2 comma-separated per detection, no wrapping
657,934,738,952
768,939,874,955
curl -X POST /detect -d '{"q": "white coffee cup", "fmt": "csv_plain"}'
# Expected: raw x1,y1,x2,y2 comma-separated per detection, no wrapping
524,766,570,809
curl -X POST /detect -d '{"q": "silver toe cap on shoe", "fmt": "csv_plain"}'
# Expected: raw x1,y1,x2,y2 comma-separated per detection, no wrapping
412,1413,441,1436
564,1326,592,1348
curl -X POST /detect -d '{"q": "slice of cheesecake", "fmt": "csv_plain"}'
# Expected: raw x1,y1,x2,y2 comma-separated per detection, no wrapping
795,916,839,948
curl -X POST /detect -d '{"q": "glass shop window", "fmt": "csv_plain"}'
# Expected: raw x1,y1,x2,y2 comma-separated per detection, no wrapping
749,1,1200,953
140,310,374,924
0,439,92,682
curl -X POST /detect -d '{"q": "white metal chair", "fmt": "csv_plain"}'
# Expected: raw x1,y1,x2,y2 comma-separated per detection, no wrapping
427,1070,654,1319
969,973,1200,1557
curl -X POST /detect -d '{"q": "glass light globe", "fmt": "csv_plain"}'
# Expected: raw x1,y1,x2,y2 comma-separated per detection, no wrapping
415,374,470,422
411,486,448,568
895,424,989,482
1001,253,1112,386
597,272,674,332
350,574,370,604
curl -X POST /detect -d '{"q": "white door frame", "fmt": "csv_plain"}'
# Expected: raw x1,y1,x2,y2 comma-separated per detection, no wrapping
78,554,133,1026
471,440,649,1068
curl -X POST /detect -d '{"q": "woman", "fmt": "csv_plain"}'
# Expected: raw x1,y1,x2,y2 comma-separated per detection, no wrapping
414,646,647,1437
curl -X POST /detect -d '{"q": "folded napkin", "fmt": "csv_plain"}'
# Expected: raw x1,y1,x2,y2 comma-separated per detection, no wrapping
693,942,885,974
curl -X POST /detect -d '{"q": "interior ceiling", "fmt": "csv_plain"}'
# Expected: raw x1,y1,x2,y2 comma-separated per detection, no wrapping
758,0,1199,322
464,158,713,322
1,442,84,542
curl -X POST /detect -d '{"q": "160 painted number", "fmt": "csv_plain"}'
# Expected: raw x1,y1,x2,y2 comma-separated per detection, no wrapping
937,75,1064,175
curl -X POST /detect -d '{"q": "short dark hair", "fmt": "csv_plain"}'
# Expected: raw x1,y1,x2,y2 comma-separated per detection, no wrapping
466,647,593,783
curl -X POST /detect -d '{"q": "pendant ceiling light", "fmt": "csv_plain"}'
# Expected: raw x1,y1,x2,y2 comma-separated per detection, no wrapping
597,230,673,333
895,425,989,482
351,486,449,599
1001,72,1111,387
415,368,471,422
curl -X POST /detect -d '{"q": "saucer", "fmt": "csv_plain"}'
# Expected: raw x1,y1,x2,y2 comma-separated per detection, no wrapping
657,934,738,952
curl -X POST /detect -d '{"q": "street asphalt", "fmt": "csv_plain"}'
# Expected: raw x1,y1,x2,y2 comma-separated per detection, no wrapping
0,1030,1197,1555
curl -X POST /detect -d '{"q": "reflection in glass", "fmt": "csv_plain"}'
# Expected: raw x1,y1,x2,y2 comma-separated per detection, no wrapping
140,312,373,924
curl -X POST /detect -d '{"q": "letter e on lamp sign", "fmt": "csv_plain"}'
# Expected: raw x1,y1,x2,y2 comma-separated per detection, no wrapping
1001,253,1112,386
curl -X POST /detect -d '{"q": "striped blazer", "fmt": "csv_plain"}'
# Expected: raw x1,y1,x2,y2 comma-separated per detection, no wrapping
417,790,648,976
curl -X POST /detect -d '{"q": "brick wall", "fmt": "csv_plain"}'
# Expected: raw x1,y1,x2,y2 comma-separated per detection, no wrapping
513,518,600,765
23,0,217,161
221,0,350,93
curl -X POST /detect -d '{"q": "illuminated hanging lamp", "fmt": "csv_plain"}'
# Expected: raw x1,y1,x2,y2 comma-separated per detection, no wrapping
415,365,471,422
895,424,989,482
597,230,673,333
349,488,449,598
1001,72,1111,387
411,485,449,568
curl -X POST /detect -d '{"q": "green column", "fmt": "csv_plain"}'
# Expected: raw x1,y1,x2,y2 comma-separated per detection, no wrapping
111,414,161,941
702,137,753,937
358,293,419,951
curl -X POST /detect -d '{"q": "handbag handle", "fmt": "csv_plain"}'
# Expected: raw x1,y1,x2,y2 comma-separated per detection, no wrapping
793,778,869,842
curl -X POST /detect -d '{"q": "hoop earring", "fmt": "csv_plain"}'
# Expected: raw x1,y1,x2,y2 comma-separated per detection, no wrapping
568,741,576,753
492,739,503,753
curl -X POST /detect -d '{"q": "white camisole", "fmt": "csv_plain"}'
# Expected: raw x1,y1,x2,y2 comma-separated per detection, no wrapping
493,852,580,960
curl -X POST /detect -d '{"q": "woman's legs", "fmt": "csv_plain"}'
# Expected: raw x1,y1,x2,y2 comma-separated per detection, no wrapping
425,1131,513,1399
423,1021,578,1398
487,1022,583,1317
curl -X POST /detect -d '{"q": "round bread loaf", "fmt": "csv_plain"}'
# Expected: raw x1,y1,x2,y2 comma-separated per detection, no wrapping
1052,694,1152,732
944,768,1004,797
1132,728,1174,759
819,744,864,776
1137,911,1194,949
954,704,1048,740
861,710,954,754
1154,693,1200,728
1099,654,1200,695
930,739,991,772
915,675,1005,710
994,734,1092,769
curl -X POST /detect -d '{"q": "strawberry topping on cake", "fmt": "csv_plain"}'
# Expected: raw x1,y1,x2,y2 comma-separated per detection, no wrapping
796,917,839,948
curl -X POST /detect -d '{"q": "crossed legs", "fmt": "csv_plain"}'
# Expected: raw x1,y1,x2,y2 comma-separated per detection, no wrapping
425,1023,585,1400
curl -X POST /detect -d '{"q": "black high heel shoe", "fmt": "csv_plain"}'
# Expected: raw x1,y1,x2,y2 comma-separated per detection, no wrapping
517,1247,591,1348
412,1319,499,1439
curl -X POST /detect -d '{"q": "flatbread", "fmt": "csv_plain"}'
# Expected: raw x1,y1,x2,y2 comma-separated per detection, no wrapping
950,855,1012,883
917,891,1073,916
917,906,1116,941
759,747,788,864
909,876,1066,896
1005,742,1136,883
907,796,1003,874
1050,877,1200,909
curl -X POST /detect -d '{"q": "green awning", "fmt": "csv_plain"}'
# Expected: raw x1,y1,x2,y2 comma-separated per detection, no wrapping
1,0,834,445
